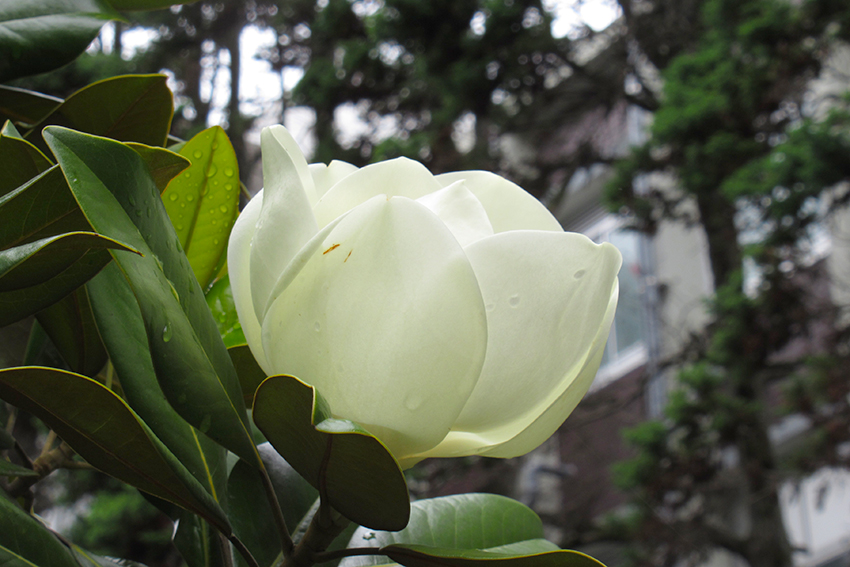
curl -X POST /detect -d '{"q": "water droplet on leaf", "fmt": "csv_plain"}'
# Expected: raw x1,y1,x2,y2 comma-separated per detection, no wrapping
169,193,178,201
193,150,203,159
219,205,228,213
162,323,173,342
224,167,234,177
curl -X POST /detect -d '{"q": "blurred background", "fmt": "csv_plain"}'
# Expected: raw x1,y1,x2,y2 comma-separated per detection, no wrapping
5,1,850,567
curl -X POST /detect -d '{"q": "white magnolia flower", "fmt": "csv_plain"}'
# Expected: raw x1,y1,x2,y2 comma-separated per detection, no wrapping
228,125,622,469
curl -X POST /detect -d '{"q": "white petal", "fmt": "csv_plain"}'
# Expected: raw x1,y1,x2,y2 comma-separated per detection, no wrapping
417,231,621,459
312,157,442,228
436,171,562,233
226,191,270,371
251,127,319,323
309,160,358,199
416,180,494,248
261,195,488,460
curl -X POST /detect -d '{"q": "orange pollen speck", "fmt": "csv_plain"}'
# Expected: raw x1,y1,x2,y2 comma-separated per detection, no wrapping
323,243,340,255
344,250,352,262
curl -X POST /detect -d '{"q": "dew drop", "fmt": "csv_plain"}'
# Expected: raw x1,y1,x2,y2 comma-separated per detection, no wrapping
224,167,234,177
213,238,219,245
206,164,217,177
162,323,173,342
485,303,495,312
176,224,184,230
404,393,423,411
314,322,321,332
193,150,203,159
212,141,219,150
180,202,186,208
199,415,211,433
134,209,142,217
509,294,521,307
186,194,194,202
219,205,228,213
183,171,191,178
225,183,233,191
574,269,586,279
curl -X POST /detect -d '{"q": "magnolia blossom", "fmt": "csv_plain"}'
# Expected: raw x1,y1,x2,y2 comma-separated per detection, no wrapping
228,125,622,469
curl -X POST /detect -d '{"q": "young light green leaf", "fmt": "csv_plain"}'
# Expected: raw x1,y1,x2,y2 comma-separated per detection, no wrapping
0,494,80,567
207,275,247,348
382,544,605,567
127,142,191,193
44,126,258,464
87,262,228,501
0,0,118,82
0,367,232,534
162,126,239,289
253,374,410,531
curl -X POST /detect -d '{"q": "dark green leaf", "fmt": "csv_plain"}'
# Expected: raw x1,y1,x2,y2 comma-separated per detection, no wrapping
127,142,191,193
0,86,62,127
71,545,149,567
0,459,38,477
107,0,202,13
36,286,107,377
173,512,228,567
0,123,52,197
162,126,239,289
0,0,117,82
0,232,136,327
383,544,605,567
253,375,410,531
0,367,231,533
227,443,318,567
0,166,89,250
87,262,228,501
229,344,265,406
45,125,258,464
0,494,80,567
32,75,173,150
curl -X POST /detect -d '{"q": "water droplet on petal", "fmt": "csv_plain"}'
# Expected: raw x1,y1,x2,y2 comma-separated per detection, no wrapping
193,150,203,159
485,303,495,312
162,323,173,342
314,322,321,332
574,269,586,279
404,393,423,411
509,294,521,307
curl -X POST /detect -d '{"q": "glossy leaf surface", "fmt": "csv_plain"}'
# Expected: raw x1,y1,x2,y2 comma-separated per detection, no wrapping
127,142,191,193
210,277,248,349
0,232,135,327
227,443,319,567
36,286,107,377
0,123,52,196
383,545,605,567
87,262,228,501
45,126,257,464
253,374,410,531
0,86,62,127
0,494,80,567
173,511,227,567
162,126,239,289
0,367,231,533
0,0,116,82
32,75,173,149
107,0,203,10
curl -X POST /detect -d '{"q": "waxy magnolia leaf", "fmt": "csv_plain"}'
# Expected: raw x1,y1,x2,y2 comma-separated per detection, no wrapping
227,443,318,567
0,231,136,327
253,374,410,531
37,286,107,377
0,493,80,567
0,167,87,250
45,126,258,464
0,459,39,477
173,511,228,567
229,344,265,406
0,367,232,534
87,262,228,502
0,0,117,82
107,0,203,10
382,544,605,567
127,142,191,193
162,126,239,289
31,75,173,150
0,122,52,196
0,86,62,127
71,545,149,567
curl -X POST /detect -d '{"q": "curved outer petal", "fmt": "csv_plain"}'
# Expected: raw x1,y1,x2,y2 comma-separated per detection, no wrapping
261,195,488,460
416,232,621,460
251,127,319,323
416,180,494,248
227,190,269,370
436,171,563,233
312,157,442,228
309,160,358,200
